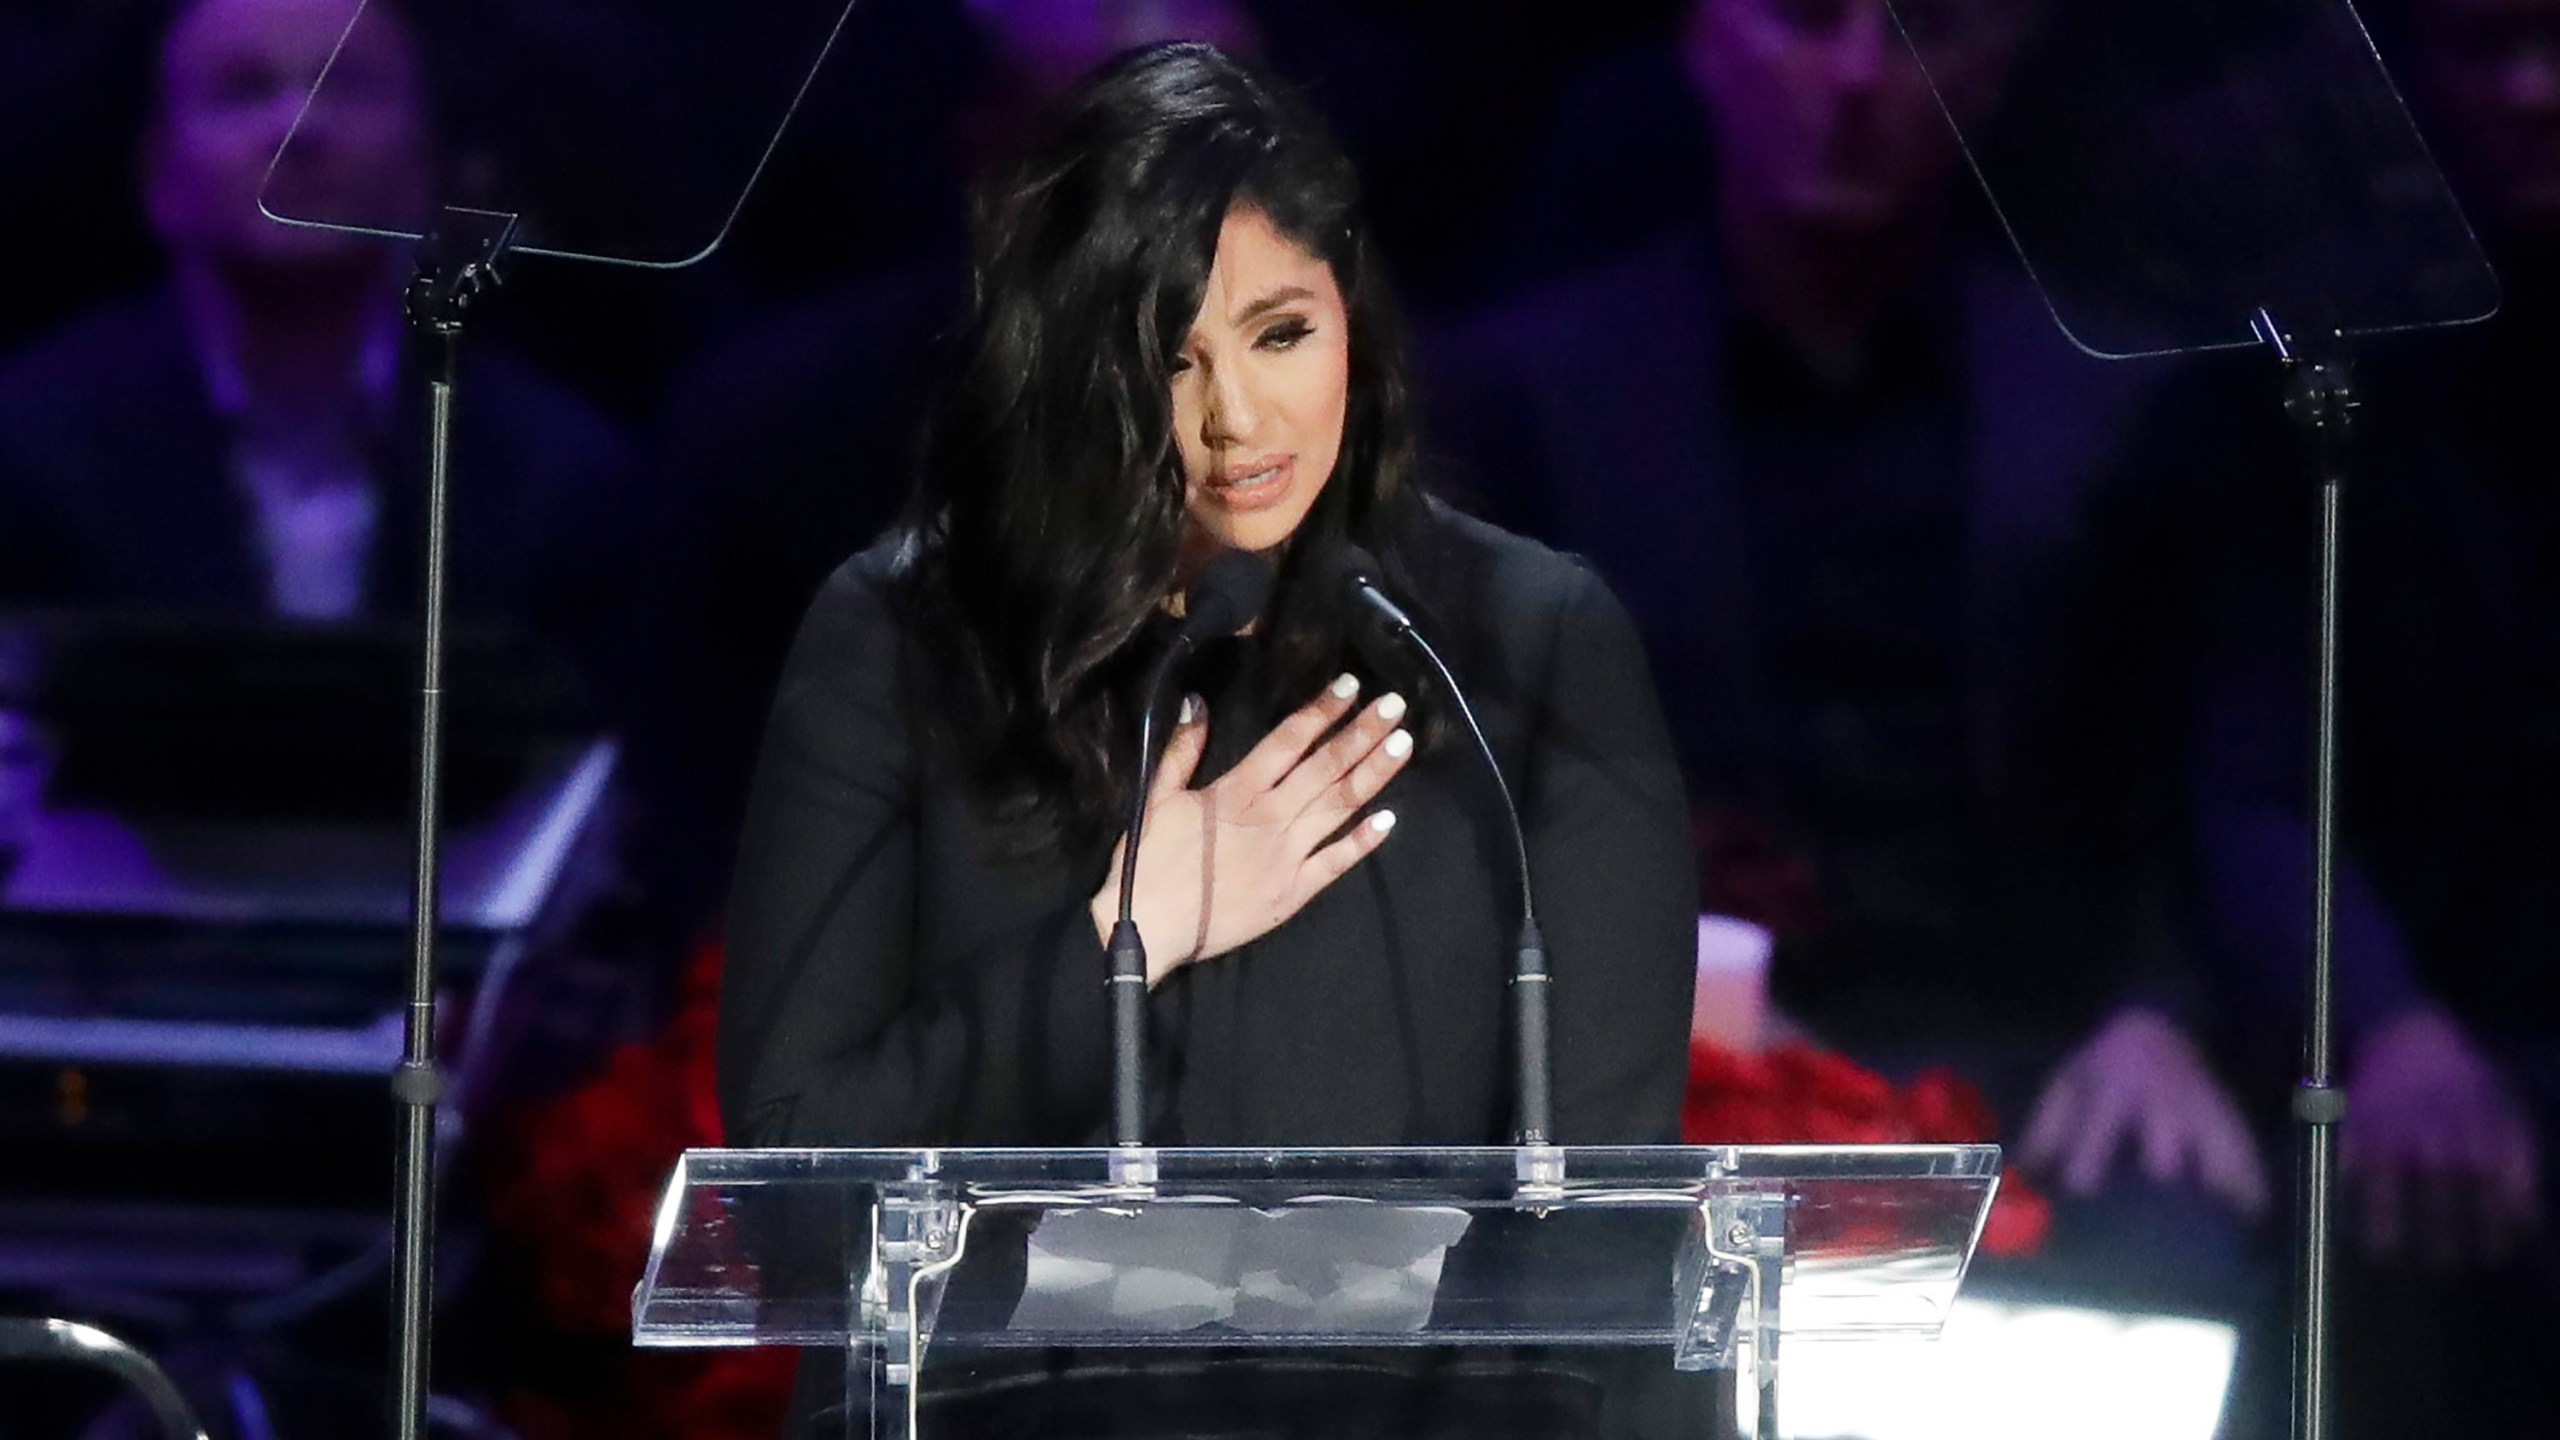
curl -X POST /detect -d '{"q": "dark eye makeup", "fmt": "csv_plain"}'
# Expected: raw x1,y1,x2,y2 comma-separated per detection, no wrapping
1169,315,1318,378
1257,316,1315,350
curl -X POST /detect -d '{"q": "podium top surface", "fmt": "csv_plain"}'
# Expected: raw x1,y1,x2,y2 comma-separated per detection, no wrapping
635,1144,2001,1353
664,1142,1998,1193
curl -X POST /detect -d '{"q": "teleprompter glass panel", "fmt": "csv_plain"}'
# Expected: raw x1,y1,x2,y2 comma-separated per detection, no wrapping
258,0,861,267
1885,0,2497,356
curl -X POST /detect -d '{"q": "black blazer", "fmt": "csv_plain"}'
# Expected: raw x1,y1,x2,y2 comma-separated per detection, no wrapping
0,288,634,653
1428,228,2155,814
718,505,1699,1150
1424,229,2180,1045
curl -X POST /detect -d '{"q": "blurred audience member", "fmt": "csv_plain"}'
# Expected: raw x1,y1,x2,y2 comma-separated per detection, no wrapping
2065,0,2555,1431
0,0,631,662
0,2,644,1429
1431,0,2274,1310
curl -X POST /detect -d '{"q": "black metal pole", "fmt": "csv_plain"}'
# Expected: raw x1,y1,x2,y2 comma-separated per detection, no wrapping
390,208,517,1440
2256,308,2354,1440
1109,661,1173,1150
2295,470,2346,1440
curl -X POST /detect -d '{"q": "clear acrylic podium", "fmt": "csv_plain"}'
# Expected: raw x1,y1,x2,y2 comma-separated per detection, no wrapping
634,1144,1999,1439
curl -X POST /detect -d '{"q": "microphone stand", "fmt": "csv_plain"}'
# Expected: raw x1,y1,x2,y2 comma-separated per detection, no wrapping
2252,308,2354,1440
389,206,519,1440
1338,572,1555,1158
1402,631,1552,1149
1105,555,1270,1175
1108,652,1188,1158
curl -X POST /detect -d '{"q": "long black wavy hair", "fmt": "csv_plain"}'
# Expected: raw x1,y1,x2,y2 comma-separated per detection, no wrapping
899,42,1434,853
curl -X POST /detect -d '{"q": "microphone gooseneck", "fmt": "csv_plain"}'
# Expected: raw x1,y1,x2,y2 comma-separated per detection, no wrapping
1109,549,1274,1147
1325,544,1553,1147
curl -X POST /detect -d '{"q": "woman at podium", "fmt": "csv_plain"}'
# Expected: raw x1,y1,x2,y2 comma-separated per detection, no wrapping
718,41,1704,1437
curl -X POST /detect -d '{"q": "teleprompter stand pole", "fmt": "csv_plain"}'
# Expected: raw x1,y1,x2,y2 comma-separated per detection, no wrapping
2252,307,2356,1440
389,207,519,1440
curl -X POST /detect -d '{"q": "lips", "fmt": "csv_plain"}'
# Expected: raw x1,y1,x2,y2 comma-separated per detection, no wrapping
1203,455,1295,513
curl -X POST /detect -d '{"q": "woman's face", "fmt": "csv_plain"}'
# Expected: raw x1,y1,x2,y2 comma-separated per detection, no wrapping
1171,206,1350,562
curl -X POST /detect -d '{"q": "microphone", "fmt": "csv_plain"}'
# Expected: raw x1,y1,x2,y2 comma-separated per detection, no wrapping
1109,549,1275,1148
1320,544,1555,1149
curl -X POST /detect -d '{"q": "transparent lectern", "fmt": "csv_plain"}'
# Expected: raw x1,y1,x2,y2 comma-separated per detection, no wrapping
635,1144,1999,1439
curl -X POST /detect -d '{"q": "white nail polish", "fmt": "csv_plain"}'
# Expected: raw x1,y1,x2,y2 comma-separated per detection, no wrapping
1384,728,1412,759
1330,672,1360,700
1369,810,1397,834
1178,694,1199,724
1377,692,1408,722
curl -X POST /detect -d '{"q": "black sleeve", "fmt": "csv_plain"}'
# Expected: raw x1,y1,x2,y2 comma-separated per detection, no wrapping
1525,560,1700,1143
717,562,1114,1146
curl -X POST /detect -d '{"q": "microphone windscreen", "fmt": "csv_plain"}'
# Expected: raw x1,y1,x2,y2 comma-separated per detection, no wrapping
1318,541,1413,639
1317,542,1386,597
1179,549,1276,642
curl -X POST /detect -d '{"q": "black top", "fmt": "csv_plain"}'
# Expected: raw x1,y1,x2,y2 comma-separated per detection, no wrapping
717,505,1699,1150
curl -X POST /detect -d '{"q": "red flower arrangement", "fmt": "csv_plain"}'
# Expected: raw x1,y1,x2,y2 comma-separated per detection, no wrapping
479,942,797,1440
1681,1038,2051,1258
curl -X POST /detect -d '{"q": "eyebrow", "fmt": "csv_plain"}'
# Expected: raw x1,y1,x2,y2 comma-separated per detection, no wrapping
1230,286,1317,327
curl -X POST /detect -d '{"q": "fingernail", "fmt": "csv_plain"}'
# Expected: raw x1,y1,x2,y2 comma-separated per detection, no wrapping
1178,694,1200,724
1369,809,1397,834
1376,692,1407,722
1384,728,1412,759
1330,673,1360,700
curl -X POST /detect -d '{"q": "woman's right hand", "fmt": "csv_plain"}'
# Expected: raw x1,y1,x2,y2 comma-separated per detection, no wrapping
1092,672,1413,985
